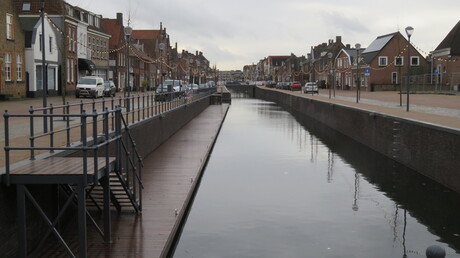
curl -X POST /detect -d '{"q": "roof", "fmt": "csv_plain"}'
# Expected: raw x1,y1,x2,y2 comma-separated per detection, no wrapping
132,30,161,40
435,20,460,55
362,32,397,54
14,0,65,15
101,19,123,48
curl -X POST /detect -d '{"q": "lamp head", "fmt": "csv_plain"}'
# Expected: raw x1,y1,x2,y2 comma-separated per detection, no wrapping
327,52,333,59
355,43,361,49
124,25,132,37
405,26,414,37
159,42,165,50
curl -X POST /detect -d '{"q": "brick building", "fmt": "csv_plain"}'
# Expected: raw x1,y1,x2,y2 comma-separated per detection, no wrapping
1,0,26,98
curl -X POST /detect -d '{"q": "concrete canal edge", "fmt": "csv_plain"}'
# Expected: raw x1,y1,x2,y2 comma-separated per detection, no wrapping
255,86,460,194
162,104,230,257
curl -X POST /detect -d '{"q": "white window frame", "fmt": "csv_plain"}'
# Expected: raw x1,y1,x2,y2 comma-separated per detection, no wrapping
395,56,404,66
391,72,398,84
411,56,420,66
378,56,388,66
16,54,22,81
5,53,12,81
6,14,14,40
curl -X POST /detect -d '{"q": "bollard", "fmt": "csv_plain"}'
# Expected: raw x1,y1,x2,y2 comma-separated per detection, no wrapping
426,245,446,258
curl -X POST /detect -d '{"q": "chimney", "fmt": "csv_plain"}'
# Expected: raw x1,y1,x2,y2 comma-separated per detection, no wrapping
116,13,123,25
346,44,351,49
336,36,342,43
160,22,162,31
199,51,203,56
196,50,198,56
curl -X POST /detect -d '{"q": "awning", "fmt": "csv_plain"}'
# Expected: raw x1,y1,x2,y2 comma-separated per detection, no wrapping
78,58,96,72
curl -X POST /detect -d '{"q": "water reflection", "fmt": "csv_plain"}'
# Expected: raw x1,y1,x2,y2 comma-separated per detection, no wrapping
173,98,460,257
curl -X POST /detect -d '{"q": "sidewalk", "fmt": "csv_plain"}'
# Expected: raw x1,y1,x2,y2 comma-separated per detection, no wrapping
286,89,460,130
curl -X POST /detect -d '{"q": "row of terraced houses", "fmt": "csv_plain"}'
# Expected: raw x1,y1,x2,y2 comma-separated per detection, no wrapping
0,0,214,99
244,21,460,92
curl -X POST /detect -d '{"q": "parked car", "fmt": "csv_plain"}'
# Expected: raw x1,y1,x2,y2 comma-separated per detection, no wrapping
103,80,116,97
266,81,277,88
76,76,105,98
290,81,302,91
303,82,319,94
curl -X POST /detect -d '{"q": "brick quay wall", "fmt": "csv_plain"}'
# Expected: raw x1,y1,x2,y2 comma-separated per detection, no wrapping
254,86,460,193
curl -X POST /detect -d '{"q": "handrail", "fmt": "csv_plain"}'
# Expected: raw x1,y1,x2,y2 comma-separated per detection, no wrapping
3,108,122,187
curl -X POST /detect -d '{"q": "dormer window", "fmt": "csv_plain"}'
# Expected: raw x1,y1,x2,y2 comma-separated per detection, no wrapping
22,3,31,11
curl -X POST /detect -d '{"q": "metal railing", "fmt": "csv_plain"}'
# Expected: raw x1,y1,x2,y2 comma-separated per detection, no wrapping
2,88,217,167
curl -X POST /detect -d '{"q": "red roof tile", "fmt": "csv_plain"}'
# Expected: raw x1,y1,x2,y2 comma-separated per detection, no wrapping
132,30,161,40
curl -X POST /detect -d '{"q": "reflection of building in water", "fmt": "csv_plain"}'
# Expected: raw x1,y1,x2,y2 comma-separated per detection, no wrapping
352,172,359,211
327,149,335,183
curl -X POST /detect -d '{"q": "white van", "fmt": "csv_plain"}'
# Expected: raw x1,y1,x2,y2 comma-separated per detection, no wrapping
76,76,105,98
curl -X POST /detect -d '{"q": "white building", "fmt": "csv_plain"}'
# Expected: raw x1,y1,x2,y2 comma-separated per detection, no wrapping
24,16,59,96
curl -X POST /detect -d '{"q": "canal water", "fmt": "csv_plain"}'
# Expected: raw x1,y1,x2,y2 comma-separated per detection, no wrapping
173,97,460,258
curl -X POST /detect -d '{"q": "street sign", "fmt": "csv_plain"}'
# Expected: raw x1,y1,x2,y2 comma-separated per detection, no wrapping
364,68,370,75
434,69,439,75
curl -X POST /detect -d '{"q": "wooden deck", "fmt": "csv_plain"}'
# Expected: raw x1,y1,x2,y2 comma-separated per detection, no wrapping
78,104,230,257
7,157,115,184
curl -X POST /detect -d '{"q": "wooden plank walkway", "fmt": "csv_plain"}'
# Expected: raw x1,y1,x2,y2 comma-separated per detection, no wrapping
80,104,229,257
7,157,115,184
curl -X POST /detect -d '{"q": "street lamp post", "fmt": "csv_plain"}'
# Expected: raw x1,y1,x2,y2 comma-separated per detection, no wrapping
328,52,333,99
355,43,361,103
40,0,48,132
405,26,414,112
124,25,132,112
159,43,165,92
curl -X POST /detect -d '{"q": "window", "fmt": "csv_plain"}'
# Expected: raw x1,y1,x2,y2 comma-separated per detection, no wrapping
6,14,14,40
68,29,72,51
67,59,70,82
70,59,74,82
16,55,23,81
49,36,53,53
392,72,398,84
378,56,388,66
411,56,420,66
395,56,403,66
39,34,43,51
5,53,11,81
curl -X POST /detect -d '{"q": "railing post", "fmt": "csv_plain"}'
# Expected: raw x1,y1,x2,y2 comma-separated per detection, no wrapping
66,102,70,147
80,100,84,114
102,107,111,242
93,109,98,176
49,104,54,153
92,99,96,113
137,94,140,122
81,110,88,187
115,106,122,176
131,96,134,123
4,110,10,186
29,106,35,160
142,94,145,120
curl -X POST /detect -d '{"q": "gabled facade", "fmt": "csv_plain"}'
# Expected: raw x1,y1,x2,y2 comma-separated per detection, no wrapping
1,0,26,98
335,47,361,90
23,14,59,96
101,13,127,92
309,36,345,85
432,20,460,90
361,32,429,91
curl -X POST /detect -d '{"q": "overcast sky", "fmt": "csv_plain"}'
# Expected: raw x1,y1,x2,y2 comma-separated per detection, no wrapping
68,0,459,70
